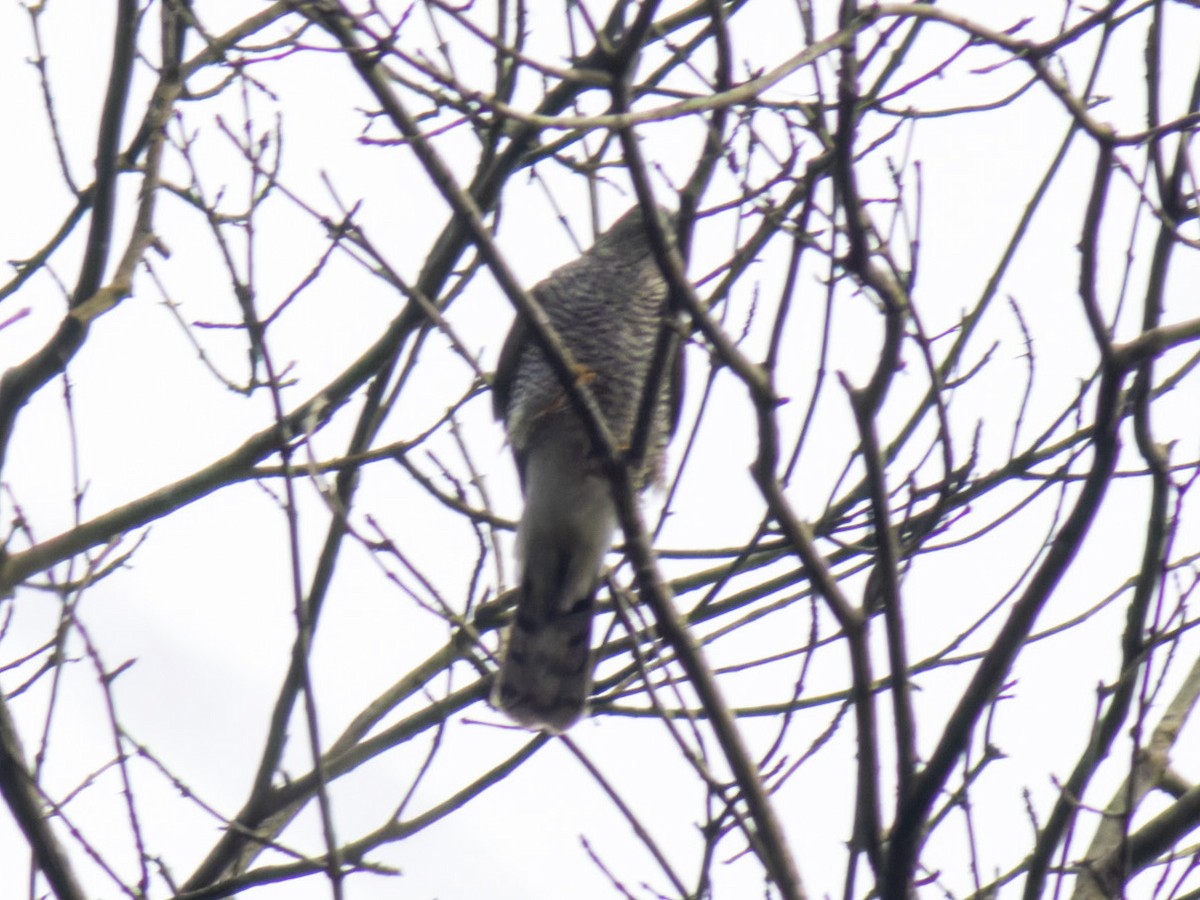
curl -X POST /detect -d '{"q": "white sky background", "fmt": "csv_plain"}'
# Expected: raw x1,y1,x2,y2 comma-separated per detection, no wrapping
1,1,1199,898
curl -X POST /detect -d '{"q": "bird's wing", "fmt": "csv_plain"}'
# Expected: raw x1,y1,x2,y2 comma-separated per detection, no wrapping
491,308,529,423
667,324,686,438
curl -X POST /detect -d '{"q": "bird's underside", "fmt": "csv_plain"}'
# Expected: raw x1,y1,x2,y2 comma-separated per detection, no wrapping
490,204,681,732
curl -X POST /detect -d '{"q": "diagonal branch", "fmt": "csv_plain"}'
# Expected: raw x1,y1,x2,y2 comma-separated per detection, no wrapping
0,691,86,900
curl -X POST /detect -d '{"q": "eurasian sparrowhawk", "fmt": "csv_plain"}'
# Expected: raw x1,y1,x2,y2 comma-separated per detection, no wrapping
491,205,682,732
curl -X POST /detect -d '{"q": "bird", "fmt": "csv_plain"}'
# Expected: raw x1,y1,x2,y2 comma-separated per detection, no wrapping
490,204,683,732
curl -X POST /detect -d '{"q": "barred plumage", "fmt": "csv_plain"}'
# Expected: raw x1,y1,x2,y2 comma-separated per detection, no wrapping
491,205,681,732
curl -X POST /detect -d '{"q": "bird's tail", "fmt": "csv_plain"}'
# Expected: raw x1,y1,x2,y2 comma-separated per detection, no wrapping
492,588,597,733
492,424,616,732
